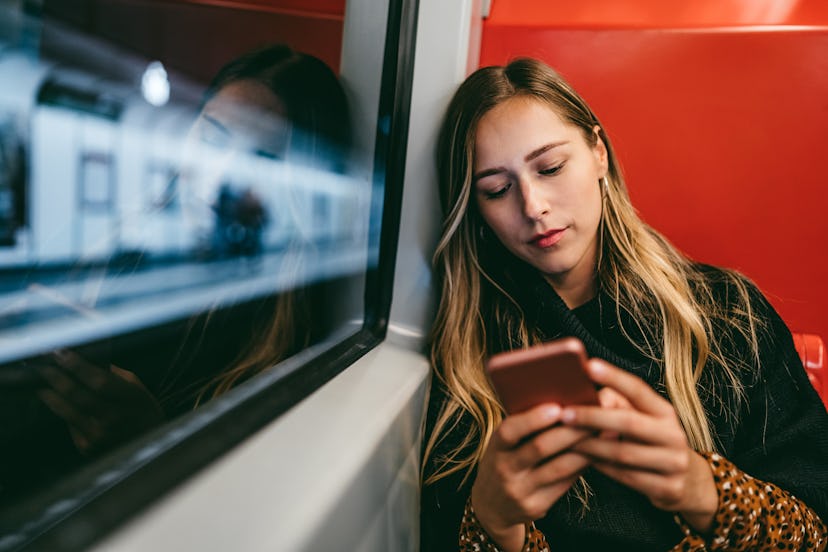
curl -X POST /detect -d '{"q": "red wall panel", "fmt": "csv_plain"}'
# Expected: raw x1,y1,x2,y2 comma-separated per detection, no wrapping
45,0,344,81
481,2,828,343
486,0,828,28
162,0,345,18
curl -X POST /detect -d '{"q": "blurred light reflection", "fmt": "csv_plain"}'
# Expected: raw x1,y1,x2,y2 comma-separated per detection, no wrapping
141,61,170,107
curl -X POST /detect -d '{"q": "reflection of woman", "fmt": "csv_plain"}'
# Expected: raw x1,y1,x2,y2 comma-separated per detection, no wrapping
184,44,352,400
421,58,828,551
33,45,351,456
181,44,352,257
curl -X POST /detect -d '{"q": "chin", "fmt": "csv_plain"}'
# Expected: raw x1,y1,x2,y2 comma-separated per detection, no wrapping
528,260,573,278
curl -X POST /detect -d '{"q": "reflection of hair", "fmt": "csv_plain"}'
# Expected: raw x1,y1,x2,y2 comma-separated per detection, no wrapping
424,58,762,487
194,45,350,403
198,278,309,402
204,44,351,171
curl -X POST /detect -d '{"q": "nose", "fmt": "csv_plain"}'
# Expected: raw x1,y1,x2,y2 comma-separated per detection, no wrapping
518,177,549,221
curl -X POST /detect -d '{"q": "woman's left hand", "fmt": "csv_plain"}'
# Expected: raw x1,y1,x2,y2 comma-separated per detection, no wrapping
561,358,718,533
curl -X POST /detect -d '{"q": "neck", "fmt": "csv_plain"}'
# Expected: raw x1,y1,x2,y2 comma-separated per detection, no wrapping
542,234,600,309
544,271,597,309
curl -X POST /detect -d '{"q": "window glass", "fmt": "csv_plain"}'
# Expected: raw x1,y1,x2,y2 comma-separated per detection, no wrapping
0,0,378,521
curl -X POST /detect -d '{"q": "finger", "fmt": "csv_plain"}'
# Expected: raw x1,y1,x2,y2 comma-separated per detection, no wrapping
38,388,103,439
52,350,116,392
38,365,107,417
597,387,631,410
109,365,155,401
111,365,143,387
515,469,585,520
511,424,593,470
539,471,582,497
596,388,629,439
586,359,673,417
495,404,562,449
561,405,668,445
38,362,78,394
67,426,92,454
530,451,591,487
572,437,689,474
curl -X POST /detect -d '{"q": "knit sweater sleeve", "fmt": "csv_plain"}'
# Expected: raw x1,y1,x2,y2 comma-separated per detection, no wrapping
723,282,828,523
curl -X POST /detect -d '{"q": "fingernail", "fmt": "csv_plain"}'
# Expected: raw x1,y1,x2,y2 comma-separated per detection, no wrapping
589,360,605,376
544,405,561,420
561,408,575,423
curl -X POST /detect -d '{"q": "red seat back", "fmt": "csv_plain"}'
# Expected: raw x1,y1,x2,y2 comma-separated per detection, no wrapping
793,333,827,408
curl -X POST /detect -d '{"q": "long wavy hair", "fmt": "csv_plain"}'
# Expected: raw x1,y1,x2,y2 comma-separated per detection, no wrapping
423,58,762,488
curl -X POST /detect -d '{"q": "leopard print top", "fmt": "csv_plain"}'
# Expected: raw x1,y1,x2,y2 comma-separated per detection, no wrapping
459,504,549,552
459,452,828,551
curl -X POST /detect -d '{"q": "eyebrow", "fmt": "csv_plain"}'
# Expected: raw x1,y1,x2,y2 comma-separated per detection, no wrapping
473,141,568,182
203,114,232,137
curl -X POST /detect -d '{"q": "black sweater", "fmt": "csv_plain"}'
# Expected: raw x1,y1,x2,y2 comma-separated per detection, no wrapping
420,266,828,551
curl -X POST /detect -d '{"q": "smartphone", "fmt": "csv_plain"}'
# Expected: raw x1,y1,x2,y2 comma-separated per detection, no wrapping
486,337,599,414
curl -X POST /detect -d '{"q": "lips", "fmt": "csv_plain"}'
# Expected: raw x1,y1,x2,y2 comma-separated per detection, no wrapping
529,228,566,248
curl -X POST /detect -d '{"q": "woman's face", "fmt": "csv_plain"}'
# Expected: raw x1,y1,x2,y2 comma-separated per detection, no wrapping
179,79,292,238
473,96,608,298
193,79,291,161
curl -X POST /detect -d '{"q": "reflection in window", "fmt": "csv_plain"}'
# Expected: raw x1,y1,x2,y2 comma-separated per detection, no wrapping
0,0,373,521
79,152,114,210
145,161,178,212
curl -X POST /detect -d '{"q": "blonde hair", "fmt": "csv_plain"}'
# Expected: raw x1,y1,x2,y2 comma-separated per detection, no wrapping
194,241,311,404
423,58,762,488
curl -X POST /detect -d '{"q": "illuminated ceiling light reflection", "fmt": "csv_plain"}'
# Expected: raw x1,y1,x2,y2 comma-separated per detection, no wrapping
141,61,170,107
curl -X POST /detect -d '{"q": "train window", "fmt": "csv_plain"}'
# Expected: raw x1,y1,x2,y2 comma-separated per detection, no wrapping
0,0,414,548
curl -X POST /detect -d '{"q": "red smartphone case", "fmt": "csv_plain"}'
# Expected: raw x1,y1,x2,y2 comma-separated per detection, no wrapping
486,337,599,414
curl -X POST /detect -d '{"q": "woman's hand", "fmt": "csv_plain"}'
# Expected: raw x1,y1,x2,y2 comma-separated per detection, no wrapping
562,358,718,533
37,350,165,456
470,403,592,552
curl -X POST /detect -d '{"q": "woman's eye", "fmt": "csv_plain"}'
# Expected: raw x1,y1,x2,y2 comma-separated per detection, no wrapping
200,126,231,149
254,148,281,160
484,182,511,199
539,163,563,176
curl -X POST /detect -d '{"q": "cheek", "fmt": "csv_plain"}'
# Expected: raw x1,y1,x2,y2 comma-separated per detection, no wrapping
474,196,494,227
567,178,603,226
476,199,515,239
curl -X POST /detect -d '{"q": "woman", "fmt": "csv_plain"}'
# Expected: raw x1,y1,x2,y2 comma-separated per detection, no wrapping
421,58,828,551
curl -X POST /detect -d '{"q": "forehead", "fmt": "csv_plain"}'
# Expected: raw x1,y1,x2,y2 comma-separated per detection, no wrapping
205,79,285,116
483,95,563,122
473,97,575,161
200,79,289,147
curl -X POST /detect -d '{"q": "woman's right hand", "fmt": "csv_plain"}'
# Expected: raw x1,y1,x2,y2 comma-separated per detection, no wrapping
470,403,593,552
37,350,165,456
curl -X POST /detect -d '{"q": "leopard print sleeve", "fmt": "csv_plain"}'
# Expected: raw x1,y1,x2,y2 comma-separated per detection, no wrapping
459,496,550,552
670,452,828,551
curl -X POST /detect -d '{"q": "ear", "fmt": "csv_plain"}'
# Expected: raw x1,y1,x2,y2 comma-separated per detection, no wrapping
591,125,609,177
